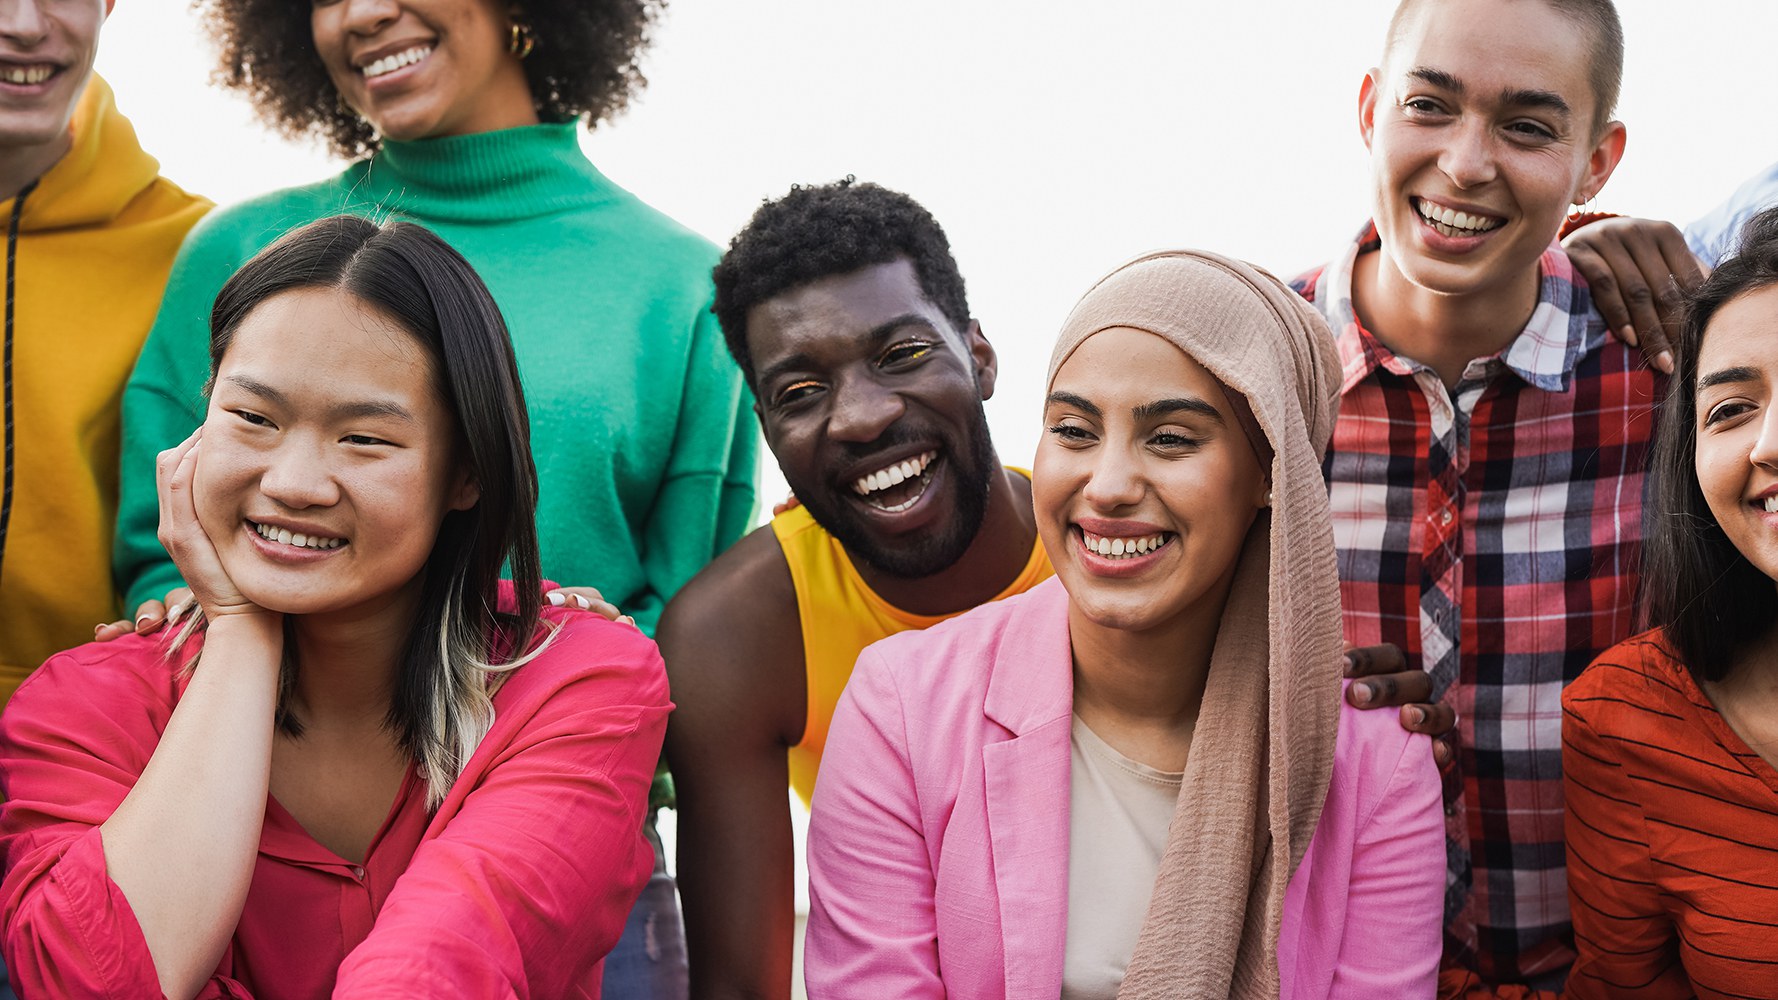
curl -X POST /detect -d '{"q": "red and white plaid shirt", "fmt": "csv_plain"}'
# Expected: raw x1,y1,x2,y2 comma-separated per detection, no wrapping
1294,226,1665,988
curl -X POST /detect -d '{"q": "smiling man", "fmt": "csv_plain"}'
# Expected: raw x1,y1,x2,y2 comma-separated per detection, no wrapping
1290,0,1661,994
0,0,209,704
657,180,1050,1000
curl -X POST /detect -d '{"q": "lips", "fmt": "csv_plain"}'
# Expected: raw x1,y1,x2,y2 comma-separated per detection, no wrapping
1413,197,1505,239
248,519,347,551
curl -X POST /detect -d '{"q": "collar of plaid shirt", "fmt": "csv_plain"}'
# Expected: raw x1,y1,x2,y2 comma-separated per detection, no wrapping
1315,223,1594,396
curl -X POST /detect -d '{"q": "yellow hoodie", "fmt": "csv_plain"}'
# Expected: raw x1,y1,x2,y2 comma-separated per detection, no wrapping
0,77,210,703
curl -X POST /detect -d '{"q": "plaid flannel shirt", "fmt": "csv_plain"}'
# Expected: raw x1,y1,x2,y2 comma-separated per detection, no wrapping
1294,226,1664,988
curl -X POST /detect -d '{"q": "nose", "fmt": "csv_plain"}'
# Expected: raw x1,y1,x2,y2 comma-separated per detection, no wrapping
259,438,343,510
340,0,400,35
1751,407,1778,472
0,0,50,45
1081,441,1145,511
1438,119,1498,190
827,374,906,445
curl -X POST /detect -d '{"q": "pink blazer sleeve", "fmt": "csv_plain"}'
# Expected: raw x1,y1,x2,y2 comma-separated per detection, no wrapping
0,645,262,999
332,617,671,998
804,646,946,999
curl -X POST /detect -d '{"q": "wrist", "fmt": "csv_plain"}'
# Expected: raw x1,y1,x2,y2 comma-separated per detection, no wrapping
200,610,284,649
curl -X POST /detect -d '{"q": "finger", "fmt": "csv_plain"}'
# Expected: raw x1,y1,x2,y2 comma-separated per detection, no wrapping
1567,243,1635,344
94,619,135,642
1619,230,1680,360
166,599,196,628
1401,701,1458,737
1346,669,1433,708
1433,734,1455,770
1342,643,1408,677
616,614,637,629
1655,229,1705,296
132,599,167,634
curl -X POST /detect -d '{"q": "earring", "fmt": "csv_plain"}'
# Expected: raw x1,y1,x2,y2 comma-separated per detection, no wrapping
1263,490,1273,508
508,21,536,59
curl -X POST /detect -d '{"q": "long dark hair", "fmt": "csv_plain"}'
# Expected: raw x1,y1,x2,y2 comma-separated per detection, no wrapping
200,215,544,805
1644,206,1778,684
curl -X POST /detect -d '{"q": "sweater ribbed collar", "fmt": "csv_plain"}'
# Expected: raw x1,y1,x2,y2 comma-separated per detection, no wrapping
355,120,617,224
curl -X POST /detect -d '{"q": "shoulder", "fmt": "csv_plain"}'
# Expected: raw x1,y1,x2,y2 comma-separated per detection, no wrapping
176,169,362,263
1289,263,1330,302
581,173,721,273
1,635,183,761
658,526,797,658
495,610,669,713
1564,630,1691,733
1329,680,1435,800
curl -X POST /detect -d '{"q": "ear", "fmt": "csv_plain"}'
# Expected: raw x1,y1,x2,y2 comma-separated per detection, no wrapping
966,319,998,401
1571,120,1627,207
449,468,481,512
1358,68,1384,152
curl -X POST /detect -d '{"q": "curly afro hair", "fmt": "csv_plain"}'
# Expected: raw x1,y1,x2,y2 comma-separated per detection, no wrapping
195,0,663,160
712,179,971,386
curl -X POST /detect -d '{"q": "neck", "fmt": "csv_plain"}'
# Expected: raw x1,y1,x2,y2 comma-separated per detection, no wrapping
1068,587,1224,735
284,588,420,729
0,130,70,204
1354,245,1541,388
855,464,1037,616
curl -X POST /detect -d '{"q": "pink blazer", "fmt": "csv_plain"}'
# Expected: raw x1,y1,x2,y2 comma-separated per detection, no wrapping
805,577,1442,999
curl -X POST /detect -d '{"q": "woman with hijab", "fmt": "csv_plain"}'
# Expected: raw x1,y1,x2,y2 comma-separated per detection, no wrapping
803,250,1445,998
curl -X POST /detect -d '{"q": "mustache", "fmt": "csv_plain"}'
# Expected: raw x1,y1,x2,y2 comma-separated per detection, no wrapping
830,426,945,472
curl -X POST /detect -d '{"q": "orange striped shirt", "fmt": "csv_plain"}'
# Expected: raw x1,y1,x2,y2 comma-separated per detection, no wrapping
1562,631,1778,999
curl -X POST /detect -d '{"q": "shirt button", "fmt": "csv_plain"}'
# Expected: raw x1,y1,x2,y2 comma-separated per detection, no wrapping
1440,509,1454,526
351,865,366,880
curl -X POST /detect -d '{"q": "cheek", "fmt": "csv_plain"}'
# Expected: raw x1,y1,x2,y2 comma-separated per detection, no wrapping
1694,434,1746,521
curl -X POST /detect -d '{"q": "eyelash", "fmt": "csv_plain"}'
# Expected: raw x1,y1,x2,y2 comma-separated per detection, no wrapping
883,341,935,365
1705,401,1753,426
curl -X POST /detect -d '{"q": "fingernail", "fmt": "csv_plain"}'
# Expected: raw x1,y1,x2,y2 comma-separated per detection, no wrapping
1351,683,1373,706
1408,706,1426,726
166,604,186,627
572,594,591,610
94,623,107,637
618,615,636,629
1656,350,1674,374
546,592,566,607
1341,653,1354,673
1621,325,1638,347
135,614,154,633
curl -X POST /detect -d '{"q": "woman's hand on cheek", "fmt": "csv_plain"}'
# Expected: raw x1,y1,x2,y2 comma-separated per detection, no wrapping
156,429,269,624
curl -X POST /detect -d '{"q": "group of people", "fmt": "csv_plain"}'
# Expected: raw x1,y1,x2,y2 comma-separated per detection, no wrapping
0,0,1774,998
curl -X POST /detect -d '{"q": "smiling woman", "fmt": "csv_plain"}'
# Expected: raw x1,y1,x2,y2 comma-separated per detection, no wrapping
803,250,1444,999
0,217,670,999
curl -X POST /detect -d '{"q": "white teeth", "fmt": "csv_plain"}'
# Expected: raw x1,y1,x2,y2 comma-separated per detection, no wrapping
1080,530,1169,559
0,65,53,86
253,522,344,550
1416,199,1502,237
852,450,938,496
361,46,433,80
1763,497,1778,514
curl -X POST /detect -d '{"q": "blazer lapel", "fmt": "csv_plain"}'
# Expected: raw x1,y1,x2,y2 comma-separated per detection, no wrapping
982,579,1074,1000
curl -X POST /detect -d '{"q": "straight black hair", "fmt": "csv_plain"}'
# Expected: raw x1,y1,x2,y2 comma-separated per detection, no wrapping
1644,206,1778,684
207,215,543,804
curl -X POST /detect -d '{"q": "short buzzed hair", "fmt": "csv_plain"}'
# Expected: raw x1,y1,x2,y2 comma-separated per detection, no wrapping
1384,0,1624,137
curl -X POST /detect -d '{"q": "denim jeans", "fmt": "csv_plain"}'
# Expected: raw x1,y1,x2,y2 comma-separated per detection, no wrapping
600,812,688,1000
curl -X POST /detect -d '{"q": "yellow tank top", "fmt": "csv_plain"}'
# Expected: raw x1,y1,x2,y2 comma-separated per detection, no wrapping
773,472,1053,804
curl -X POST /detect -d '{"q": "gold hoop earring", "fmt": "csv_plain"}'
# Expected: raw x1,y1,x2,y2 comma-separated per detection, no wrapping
509,21,536,59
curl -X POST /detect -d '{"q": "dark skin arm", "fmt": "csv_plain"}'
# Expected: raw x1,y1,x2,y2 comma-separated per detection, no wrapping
1562,215,1706,376
659,527,807,1000
1344,644,1456,768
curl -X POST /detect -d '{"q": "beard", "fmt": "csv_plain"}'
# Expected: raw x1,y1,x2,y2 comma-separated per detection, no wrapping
791,402,998,580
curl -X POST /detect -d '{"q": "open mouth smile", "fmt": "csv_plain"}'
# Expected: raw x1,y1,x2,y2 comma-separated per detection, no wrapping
1079,528,1173,560
0,64,57,87
360,45,433,80
850,449,939,514
1414,197,1504,239
249,519,347,551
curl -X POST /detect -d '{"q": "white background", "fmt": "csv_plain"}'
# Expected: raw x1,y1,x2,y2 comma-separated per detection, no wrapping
94,0,1778,923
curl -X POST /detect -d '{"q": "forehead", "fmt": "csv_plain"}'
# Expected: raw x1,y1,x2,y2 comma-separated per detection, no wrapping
1051,327,1227,407
219,287,439,400
1387,0,1599,117
1698,284,1778,373
745,259,958,369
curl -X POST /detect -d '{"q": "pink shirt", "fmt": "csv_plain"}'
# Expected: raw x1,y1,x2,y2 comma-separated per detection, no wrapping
0,606,669,999
805,577,1444,999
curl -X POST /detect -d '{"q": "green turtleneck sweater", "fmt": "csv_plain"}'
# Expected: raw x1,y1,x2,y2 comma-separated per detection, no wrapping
116,122,758,636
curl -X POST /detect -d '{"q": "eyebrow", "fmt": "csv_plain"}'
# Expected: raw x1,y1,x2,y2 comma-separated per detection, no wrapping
1046,391,1225,425
1406,67,1573,123
1698,366,1760,392
222,374,416,423
754,313,945,388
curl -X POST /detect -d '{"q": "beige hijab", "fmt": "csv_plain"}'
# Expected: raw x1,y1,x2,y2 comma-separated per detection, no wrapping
1046,250,1345,999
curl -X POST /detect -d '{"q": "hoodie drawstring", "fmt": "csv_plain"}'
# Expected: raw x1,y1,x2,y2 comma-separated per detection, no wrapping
0,178,37,583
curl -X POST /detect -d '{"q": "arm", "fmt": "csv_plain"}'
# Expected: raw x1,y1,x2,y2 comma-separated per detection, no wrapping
116,218,246,612
634,305,760,635
1561,697,1690,999
803,648,944,999
4,432,281,1000
331,619,671,997
659,532,805,1000
1329,726,1445,996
